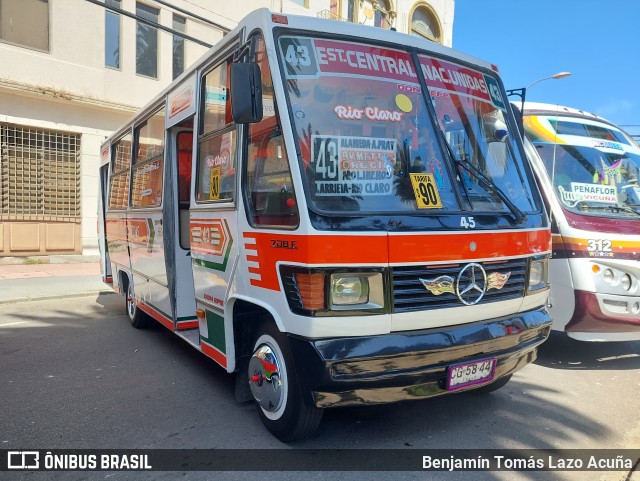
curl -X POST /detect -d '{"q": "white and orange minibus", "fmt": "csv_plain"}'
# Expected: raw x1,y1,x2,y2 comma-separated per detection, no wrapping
521,102,640,341
98,9,552,441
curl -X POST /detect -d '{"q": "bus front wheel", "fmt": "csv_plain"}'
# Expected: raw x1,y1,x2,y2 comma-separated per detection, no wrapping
248,322,323,442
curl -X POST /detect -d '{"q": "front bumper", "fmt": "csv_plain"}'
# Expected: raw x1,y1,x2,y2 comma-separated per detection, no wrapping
566,290,640,335
288,307,551,408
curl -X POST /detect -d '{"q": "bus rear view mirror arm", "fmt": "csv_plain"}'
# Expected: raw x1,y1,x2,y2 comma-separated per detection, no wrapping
230,62,263,124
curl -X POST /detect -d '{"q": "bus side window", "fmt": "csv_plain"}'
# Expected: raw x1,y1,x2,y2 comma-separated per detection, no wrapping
247,132,298,227
108,133,132,210
131,108,165,208
245,35,298,228
196,59,236,204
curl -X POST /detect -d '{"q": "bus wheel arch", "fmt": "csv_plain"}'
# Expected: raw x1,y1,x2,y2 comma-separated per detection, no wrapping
231,301,323,441
120,271,150,329
230,299,272,402
230,299,286,375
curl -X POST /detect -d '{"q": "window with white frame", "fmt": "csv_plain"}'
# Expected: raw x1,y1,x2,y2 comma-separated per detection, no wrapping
136,2,159,78
374,0,392,29
0,0,49,51
347,0,356,22
411,5,441,42
172,14,186,80
105,0,121,69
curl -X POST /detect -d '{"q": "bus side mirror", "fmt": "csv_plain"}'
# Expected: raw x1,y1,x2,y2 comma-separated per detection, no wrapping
230,62,263,124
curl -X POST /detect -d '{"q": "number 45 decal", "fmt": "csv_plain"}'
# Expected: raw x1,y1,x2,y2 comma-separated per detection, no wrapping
460,216,476,229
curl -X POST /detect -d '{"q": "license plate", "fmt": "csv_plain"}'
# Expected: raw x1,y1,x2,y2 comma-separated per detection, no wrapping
447,358,496,391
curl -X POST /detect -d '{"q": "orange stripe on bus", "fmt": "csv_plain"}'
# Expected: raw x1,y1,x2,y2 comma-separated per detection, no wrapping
177,320,199,330
201,340,227,368
560,236,640,253
387,230,551,263
243,229,551,291
138,301,173,331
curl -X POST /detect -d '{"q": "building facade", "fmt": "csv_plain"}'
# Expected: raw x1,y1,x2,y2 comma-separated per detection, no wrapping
0,0,454,257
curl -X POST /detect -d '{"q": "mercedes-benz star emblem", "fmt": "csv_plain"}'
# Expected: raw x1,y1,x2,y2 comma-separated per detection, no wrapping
456,263,487,305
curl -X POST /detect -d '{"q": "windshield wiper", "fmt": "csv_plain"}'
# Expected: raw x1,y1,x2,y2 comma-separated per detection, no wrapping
580,204,640,218
454,156,528,224
431,123,527,225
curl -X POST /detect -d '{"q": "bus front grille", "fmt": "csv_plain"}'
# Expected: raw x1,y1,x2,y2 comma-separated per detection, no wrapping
392,259,527,313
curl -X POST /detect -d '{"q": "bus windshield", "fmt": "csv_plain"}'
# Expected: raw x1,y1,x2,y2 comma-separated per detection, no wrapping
524,114,640,218
277,35,537,215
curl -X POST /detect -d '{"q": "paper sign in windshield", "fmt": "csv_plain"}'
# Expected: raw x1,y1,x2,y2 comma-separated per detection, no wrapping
562,182,618,204
311,135,395,196
410,173,442,208
209,167,221,200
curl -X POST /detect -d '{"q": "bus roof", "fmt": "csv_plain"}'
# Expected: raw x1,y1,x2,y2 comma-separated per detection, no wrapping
520,102,607,123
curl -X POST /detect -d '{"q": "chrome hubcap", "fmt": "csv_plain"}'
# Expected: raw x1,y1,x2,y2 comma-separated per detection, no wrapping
127,285,135,318
248,344,284,412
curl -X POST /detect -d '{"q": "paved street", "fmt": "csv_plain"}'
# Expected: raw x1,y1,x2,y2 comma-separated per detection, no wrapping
1,294,639,481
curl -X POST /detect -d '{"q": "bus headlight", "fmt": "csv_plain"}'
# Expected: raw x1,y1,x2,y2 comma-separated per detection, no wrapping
596,266,635,292
280,267,386,315
528,257,548,292
331,275,368,305
330,273,384,310
603,269,614,284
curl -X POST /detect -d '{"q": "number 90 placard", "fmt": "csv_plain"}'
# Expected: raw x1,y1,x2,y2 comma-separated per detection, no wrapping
410,173,442,209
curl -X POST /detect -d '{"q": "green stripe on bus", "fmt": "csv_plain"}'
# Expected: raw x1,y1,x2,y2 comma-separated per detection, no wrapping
192,257,227,271
204,309,226,354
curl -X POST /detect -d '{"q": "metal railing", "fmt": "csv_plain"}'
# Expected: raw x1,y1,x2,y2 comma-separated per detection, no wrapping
0,123,81,220
316,9,346,21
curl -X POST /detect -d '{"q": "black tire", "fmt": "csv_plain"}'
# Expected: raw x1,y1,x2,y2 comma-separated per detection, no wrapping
471,374,512,394
248,322,323,442
125,279,150,329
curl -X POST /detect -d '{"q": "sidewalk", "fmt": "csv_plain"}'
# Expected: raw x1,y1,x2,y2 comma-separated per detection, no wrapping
0,262,114,304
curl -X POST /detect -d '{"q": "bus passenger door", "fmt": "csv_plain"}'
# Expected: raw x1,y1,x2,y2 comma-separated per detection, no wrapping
168,127,198,333
98,163,112,283
184,55,244,370
189,125,240,370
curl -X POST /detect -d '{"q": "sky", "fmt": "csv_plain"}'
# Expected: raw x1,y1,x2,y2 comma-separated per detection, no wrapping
452,0,640,135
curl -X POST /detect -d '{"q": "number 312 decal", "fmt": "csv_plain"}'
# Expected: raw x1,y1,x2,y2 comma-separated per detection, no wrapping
587,239,612,252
